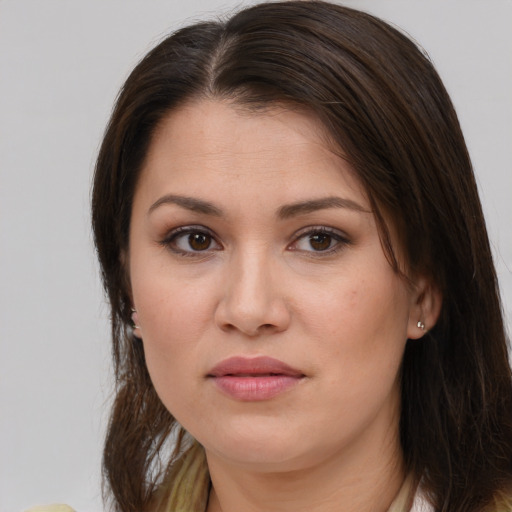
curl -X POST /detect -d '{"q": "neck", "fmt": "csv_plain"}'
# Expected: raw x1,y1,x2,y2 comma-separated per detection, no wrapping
205,426,405,512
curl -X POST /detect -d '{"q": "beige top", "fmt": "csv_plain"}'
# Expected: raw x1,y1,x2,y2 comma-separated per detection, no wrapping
24,505,75,512
24,472,432,512
24,490,432,512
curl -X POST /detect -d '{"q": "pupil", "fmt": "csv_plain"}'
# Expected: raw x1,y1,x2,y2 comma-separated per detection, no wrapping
189,233,211,251
310,233,331,251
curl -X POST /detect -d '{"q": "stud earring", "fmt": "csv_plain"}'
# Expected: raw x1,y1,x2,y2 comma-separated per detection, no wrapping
131,308,140,330
417,320,426,331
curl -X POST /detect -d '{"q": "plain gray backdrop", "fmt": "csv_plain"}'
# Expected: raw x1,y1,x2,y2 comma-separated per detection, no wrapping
1,1,511,510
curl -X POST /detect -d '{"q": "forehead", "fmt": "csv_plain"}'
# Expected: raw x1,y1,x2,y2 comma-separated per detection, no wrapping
138,99,368,208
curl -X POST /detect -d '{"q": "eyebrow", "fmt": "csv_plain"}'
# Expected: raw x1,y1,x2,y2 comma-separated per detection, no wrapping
148,194,223,216
148,193,368,218
277,196,369,218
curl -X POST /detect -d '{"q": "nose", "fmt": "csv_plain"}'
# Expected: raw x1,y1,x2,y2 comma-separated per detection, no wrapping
214,248,291,337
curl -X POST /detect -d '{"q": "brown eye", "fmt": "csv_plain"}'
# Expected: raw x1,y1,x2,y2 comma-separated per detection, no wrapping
163,227,221,255
290,227,349,254
309,233,332,251
188,232,211,251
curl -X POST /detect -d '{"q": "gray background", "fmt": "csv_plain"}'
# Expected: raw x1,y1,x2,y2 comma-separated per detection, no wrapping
1,1,510,510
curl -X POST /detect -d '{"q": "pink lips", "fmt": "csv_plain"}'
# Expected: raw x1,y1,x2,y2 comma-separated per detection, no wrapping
207,356,305,401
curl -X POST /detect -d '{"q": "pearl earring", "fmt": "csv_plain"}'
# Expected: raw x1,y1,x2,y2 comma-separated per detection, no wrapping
417,320,426,331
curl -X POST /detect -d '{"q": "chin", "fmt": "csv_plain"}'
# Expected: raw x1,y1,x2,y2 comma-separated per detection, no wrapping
199,423,319,472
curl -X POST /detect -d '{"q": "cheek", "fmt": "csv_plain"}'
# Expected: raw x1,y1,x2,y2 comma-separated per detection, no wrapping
303,276,409,435
299,268,411,389
130,268,218,395
132,254,218,334
300,270,409,338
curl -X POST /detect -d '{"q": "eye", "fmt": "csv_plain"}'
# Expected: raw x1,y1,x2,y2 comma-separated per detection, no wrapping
290,227,349,254
161,226,221,255
181,232,212,251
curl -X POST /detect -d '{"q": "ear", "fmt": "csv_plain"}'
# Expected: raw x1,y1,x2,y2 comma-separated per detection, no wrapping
407,275,442,340
120,249,140,338
131,309,143,339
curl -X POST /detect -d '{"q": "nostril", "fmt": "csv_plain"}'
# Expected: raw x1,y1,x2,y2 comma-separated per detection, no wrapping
214,292,291,336
256,323,278,334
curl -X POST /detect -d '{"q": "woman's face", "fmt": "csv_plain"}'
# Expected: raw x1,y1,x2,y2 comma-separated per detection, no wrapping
129,100,426,473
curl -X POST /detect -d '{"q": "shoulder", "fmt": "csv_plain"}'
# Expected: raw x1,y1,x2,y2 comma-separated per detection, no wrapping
488,487,512,512
24,505,75,512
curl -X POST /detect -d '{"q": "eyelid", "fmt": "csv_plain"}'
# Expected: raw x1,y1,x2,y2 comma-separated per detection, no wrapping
288,225,351,253
158,224,350,257
159,225,222,256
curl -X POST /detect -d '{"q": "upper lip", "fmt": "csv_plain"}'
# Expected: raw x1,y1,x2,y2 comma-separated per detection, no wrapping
207,356,304,377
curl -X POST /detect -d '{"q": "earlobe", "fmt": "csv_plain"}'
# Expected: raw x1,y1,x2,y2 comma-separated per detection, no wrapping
131,308,143,339
121,249,140,338
407,277,442,340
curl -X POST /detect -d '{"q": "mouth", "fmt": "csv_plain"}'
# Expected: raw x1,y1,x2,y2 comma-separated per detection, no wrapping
222,372,289,377
207,356,305,401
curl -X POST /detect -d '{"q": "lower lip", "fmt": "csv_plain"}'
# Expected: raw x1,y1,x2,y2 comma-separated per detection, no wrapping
210,375,302,401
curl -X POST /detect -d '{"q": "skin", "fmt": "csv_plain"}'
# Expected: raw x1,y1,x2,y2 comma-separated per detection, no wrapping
128,100,439,512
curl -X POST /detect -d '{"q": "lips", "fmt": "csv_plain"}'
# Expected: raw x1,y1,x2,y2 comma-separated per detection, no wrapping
207,356,305,401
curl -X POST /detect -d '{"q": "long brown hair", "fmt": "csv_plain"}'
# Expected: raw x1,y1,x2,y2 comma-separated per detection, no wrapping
92,2,512,511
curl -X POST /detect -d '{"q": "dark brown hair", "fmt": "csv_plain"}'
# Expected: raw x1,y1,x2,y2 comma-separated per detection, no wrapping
92,2,512,511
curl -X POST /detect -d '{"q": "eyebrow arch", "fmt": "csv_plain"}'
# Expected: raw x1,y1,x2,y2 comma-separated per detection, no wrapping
278,196,369,219
148,194,223,216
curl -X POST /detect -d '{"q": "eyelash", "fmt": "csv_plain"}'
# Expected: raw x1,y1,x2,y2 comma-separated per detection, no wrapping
159,225,221,258
159,225,350,257
288,226,350,256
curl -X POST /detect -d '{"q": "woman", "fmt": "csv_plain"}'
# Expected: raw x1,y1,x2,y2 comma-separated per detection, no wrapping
90,1,512,511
